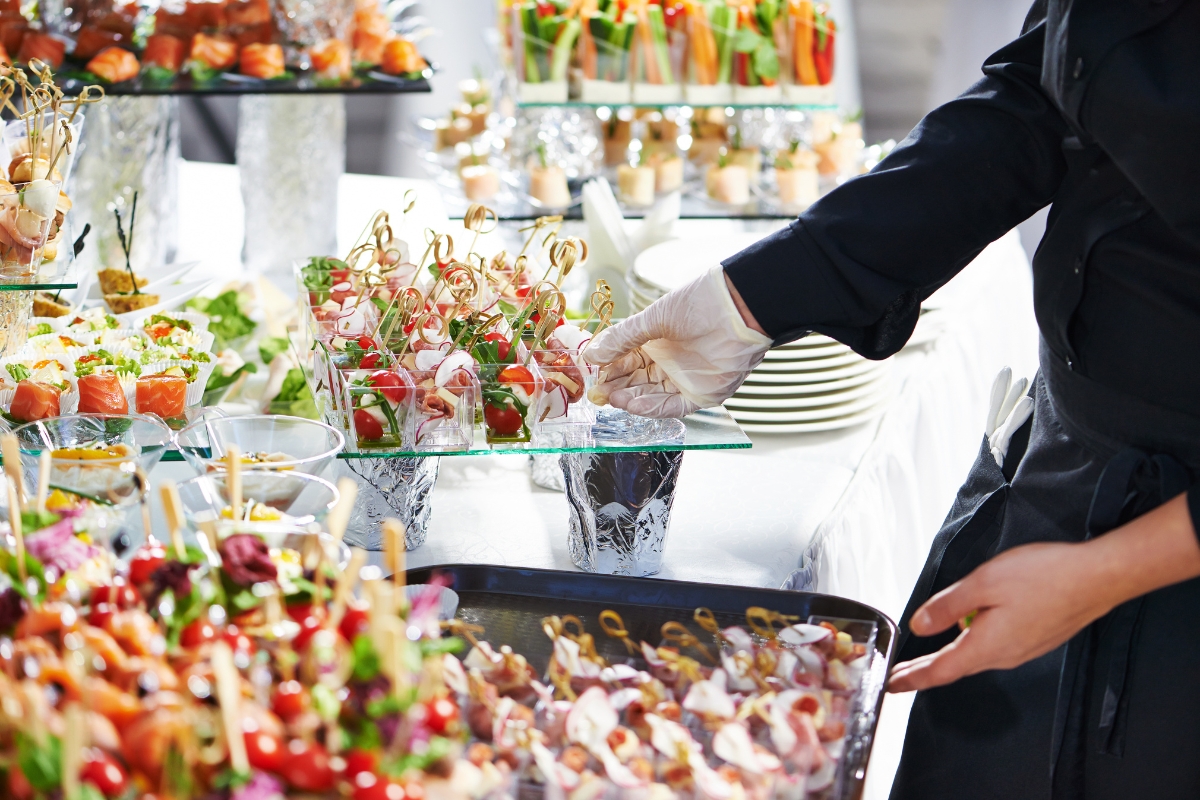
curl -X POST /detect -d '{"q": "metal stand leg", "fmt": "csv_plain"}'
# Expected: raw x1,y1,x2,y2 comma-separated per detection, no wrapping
561,449,684,576
237,95,345,294
340,456,440,551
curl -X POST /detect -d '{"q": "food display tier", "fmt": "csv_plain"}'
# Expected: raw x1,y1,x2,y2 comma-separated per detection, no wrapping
517,101,837,110
406,563,897,800
157,404,751,461
54,71,432,96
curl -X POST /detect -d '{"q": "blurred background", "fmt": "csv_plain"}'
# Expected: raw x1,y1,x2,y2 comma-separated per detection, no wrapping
181,0,1034,171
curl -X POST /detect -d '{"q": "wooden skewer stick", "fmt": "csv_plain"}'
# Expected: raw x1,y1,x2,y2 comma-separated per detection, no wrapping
326,477,357,544
211,640,250,775
34,451,49,515
226,444,242,524
61,701,85,800
2,434,24,509
382,518,406,597
328,547,367,631
159,481,187,560
7,477,25,586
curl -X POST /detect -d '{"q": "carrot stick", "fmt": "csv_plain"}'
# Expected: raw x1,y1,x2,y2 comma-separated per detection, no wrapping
636,4,661,83
794,0,818,85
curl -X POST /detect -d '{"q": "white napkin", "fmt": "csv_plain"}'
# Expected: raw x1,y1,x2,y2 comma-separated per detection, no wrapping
582,178,681,272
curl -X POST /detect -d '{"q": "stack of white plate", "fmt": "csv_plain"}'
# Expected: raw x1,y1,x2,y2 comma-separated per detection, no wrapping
632,235,894,433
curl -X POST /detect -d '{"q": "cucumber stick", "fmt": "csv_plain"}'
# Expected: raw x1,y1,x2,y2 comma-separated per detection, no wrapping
551,18,580,82
647,4,674,83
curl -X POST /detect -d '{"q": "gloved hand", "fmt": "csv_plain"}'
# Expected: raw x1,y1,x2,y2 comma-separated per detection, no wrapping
584,266,772,418
985,367,1034,467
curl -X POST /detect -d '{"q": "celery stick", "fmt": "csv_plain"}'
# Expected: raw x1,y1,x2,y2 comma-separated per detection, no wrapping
521,3,541,83
551,17,581,82
647,4,674,84
713,5,734,84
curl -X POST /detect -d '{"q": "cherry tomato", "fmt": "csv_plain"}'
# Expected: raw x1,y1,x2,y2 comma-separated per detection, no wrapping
483,333,512,362
360,352,381,369
272,679,310,721
353,772,406,800
353,408,384,441
280,739,334,792
356,335,376,351
497,365,536,395
421,697,459,735
8,765,32,800
339,602,370,642
367,370,408,405
80,749,129,798
484,403,523,436
338,749,378,781
91,580,140,609
87,603,115,628
292,612,323,652
179,619,218,649
244,730,286,774
222,624,255,655
128,540,166,585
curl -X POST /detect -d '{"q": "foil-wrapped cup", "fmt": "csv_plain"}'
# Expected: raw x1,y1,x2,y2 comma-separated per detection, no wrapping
341,456,439,550
562,450,684,576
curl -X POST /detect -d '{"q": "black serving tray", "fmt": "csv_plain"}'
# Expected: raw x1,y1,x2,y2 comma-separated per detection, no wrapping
405,564,897,800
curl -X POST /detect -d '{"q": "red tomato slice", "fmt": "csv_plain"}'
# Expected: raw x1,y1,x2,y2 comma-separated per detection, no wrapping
245,730,286,773
80,750,129,798
497,365,536,395
281,739,334,792
354,408,384,441
128,541,166,585
483,332,512,362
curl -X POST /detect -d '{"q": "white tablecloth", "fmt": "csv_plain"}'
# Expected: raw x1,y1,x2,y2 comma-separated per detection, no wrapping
169,160,1040,798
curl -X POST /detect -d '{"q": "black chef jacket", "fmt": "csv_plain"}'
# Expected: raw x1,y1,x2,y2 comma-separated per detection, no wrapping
724,0,1200,512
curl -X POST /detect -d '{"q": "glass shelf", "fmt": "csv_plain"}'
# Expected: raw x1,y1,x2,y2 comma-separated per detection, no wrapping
518,101,836,111
158,406,751,462
56,70,432,96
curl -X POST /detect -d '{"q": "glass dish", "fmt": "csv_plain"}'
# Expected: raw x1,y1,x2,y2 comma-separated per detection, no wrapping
342,363,415,451
174,470,341,534
405,367,476,452
10,413,173,504
530,348,597,429
175,414,344,477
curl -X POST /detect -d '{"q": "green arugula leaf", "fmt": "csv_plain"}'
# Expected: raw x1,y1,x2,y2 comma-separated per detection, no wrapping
16,733,61,792
733,26,761,53
352,633,381,681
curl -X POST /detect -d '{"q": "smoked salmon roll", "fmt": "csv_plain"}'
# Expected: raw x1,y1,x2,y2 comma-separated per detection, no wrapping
9,380,60,422
351,7,389,67
17,33,65,69
239,42,284,79
86,47,140,83
380,36,426,77
143,33,187,73
310,38,350,80
136,374,187,419
77,372,129,415
189,32,238,71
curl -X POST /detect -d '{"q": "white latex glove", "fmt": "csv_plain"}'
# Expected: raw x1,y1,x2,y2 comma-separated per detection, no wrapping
584,266,772,418
985,367,1034,467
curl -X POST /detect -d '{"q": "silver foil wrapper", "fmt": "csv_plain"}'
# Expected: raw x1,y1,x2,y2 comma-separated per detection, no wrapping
562,450,684,576
340,456,439,550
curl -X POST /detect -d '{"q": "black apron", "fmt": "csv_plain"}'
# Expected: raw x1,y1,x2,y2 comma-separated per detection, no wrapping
889,343,1200,800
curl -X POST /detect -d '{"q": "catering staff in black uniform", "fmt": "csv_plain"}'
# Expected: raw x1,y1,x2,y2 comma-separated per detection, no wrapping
584,1,1200,797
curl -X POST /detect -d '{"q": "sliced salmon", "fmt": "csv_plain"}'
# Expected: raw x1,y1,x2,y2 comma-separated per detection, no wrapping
189,31,238,70
153,9,196,40
77,372,129,415
352,7,389,66
17,32,65,69
0,15,27,58
239,42,284,79
226,0,270,26
143,33,186,72
381,36,425,77
86,46,140,83
310,38,351,80
0,41,9,66
9,380,60,422
72,26,124,60
184,0,227,30
135,374,187,419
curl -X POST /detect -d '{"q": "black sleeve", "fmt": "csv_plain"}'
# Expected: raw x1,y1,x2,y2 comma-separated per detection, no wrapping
723,1,1069,358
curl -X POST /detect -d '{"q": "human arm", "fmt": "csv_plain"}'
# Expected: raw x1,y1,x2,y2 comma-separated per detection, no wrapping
888,492,1200,692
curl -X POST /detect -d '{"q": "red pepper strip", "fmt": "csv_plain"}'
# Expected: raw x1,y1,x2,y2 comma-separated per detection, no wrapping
814,14,835,84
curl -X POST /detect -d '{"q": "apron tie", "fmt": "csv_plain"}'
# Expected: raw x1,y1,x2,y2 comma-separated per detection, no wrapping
1051,449,1191,797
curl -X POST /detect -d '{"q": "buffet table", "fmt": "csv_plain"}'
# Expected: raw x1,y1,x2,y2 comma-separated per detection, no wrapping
159,158,1039,798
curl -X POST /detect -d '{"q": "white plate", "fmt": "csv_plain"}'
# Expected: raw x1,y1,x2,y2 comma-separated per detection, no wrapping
741,359,882,385
633,233,764,294
737,400,891,433
775,334,841,349
733,368,885,396
82,278,215,326
725,385,893,422
762,341,851,361
751,350,866,372
85,260,200,301
727,376,889,409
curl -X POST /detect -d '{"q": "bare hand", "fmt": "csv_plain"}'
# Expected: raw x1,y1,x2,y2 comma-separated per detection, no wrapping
887,541,1119,693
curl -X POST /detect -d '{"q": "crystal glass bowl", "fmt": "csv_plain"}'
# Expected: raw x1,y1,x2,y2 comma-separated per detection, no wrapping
10,414,173,504
175,470,340,534
175,414,344,477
